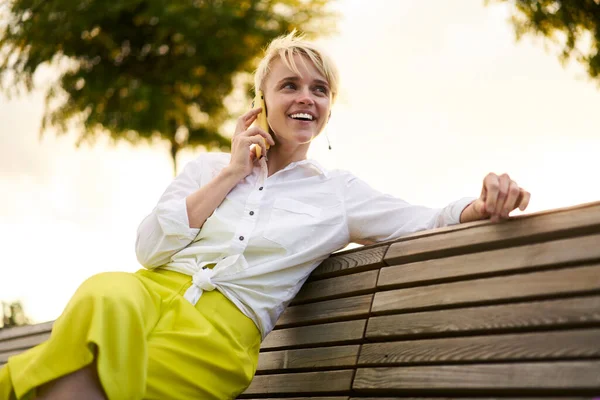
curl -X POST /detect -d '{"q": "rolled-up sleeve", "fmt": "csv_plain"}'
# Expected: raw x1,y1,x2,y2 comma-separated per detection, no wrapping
343,172,475,243
135,156,204,269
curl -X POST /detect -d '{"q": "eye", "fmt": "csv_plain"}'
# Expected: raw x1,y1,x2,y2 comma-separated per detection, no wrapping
314,85,329,95
281,82,296,90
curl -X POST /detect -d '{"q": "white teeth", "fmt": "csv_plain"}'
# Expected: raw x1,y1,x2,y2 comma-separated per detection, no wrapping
290,113,314,121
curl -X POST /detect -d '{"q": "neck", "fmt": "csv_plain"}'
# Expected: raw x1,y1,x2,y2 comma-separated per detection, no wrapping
266,142,310,177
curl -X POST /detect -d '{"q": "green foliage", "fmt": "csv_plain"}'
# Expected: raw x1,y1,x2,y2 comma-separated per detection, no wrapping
490,0,600,83
0,0,337,171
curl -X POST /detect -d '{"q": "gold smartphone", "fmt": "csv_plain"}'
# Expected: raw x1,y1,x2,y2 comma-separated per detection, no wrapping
252,90,270,159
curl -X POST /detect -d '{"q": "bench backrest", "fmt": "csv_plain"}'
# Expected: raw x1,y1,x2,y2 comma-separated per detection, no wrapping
2,202,600,398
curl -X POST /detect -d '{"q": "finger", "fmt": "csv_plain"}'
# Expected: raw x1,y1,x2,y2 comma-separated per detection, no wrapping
243,107,263,119
483,173,500,216
235,113,259,135
502,180,520,218
235,108,263,135
493,173,510,218
518,189,531,211
241,126,275,146
244,135,267,159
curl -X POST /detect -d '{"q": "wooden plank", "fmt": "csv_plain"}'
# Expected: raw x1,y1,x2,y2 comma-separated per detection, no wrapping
311,246,387,280
292,270,378,305
350,396,598,400
0,332,49,353
372,264,600,314
261,320,366,351
276,294,373,328
385,203,600,265
0,349,25,363
0,321,53,342
257,345,359,372
379,233,600,289
366,295,600,339
353,361,600,390
358,328,600,365
244,370,354,394
244,398,348,400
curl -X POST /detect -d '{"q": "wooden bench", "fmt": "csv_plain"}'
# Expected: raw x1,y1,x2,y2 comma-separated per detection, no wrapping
2,201,600,398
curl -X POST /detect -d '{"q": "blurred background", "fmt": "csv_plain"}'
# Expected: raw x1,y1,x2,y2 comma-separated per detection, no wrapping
1,0,599,327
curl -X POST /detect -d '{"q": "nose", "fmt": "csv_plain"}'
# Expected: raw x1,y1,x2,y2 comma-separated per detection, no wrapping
296,86,315,105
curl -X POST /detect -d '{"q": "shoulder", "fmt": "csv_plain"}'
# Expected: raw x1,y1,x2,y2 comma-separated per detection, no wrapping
327,168,360,184
182,152,231,183
186,151,231,173
191,151,231,167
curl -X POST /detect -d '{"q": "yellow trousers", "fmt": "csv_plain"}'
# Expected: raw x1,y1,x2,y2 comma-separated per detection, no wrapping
0,268,261,399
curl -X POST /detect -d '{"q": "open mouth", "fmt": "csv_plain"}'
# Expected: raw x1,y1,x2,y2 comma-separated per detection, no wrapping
289,113,315,122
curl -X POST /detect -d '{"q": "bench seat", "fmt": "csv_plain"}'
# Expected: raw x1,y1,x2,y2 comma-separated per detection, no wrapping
2,202,600,398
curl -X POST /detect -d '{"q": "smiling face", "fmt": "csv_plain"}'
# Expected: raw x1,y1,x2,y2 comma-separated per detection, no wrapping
262,54,332,147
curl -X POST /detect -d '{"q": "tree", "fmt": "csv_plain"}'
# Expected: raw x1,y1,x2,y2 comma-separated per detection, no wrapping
489,0,600,84
1,301,30,329
0,0,337,173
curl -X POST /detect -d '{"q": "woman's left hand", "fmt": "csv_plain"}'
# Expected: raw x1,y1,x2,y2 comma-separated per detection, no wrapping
461,173,531,223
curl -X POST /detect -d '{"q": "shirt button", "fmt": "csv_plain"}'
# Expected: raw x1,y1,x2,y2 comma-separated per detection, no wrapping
259,186,264,191
239,236,244,241
249,211,254,216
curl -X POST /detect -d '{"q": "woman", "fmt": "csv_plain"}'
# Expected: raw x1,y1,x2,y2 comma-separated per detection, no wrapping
0,32,530,399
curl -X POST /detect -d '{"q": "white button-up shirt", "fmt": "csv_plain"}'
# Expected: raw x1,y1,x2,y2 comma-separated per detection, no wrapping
135,152,474,339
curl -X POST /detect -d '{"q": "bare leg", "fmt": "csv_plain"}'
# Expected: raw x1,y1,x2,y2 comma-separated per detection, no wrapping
36,363,106,400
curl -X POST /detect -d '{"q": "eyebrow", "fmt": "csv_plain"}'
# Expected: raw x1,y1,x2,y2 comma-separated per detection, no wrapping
278,76,330,87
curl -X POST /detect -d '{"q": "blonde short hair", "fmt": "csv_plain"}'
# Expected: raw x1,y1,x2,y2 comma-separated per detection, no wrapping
254,30,339,102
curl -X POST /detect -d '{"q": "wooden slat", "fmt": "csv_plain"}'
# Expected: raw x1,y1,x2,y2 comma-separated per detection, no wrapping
350,396,597,400
358,328,600,365
366,295,600,339
353,361,600,390
372,264,600,314
244,370,354,394
0,321,53,342
385,203,600,265
0,332,50,353
276,295,373,328
292,270,378,305
257,345,359,372
261,320,366,351
244,398,348,400
0,349,26,363
379,233,600,289
311,245,387,280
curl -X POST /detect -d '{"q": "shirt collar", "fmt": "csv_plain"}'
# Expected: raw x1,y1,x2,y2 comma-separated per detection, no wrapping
280,158,329,177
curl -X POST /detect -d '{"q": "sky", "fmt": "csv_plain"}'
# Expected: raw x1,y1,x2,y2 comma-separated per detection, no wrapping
1,0,599,324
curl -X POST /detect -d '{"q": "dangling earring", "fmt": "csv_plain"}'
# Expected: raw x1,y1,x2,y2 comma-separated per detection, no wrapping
326,112,332,150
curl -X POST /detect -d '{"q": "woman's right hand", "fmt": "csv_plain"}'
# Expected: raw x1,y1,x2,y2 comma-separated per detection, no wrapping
227,108,275,178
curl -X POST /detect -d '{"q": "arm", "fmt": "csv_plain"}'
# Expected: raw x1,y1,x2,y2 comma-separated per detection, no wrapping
460,173,531,223
343,173,475,244
135,155,243,269
186,166,246,228
343,171,531,244
136,161,245,269
136,107,274,269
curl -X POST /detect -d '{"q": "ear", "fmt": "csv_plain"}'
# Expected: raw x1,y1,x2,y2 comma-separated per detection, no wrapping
328,111,332,122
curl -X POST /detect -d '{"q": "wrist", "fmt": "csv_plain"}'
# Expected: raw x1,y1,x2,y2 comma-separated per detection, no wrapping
221,165,246,183
460,201,483,223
